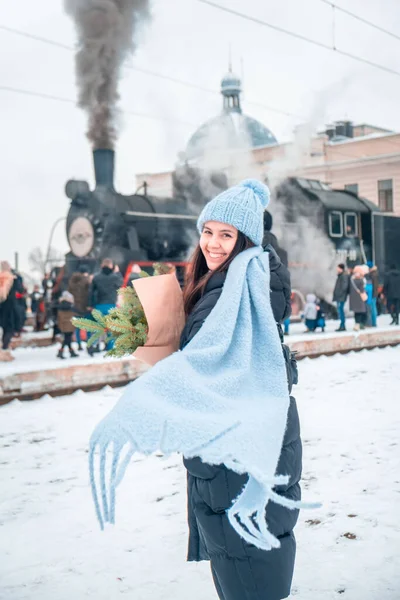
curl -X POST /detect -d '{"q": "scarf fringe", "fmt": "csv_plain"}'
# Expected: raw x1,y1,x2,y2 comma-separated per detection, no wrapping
89,427,321,549
227,476,321,551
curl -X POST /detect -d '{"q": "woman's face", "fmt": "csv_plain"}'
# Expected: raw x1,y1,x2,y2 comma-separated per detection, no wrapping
200,221,238,270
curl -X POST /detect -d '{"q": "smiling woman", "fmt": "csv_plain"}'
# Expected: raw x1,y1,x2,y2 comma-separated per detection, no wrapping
88,179,299,600
183,225,253,316
200,221,238,269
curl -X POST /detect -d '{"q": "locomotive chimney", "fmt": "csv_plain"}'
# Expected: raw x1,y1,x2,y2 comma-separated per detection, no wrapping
93,149,115,189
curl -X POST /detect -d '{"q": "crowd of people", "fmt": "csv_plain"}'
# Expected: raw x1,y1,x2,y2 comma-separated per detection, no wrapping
54,258,123,358
281,261,400,336
1,253,400,354
0,261,28,350
0,258,124,358
332,261,400,332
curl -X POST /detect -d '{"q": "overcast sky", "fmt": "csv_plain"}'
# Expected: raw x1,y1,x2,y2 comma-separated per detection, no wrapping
1,0,400,273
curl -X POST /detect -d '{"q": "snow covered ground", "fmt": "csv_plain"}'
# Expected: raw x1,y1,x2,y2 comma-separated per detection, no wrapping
1,313,397,378
0,346,133,377
1,347,400,599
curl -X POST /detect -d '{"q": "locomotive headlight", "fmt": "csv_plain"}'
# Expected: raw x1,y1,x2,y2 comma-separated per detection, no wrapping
68,216,95,257
65,180,90,200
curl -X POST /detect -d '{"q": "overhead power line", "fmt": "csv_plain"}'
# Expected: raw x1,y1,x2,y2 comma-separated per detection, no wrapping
195,0,400,78
1,87,399,168
0,24,72,49
0,84,197,127
316,0,400,42
0,23,303,119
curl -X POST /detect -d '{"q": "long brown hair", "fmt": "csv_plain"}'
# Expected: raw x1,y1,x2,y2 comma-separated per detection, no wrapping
183,230,254,315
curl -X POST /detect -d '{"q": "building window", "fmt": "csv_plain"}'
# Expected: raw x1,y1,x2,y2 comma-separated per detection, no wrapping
329,211,343,237
344,183,358,194
378,179,393,212
345,212,358,237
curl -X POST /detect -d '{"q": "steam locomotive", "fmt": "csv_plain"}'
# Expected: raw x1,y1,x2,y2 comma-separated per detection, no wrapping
65,150,400,290
65,149,226,282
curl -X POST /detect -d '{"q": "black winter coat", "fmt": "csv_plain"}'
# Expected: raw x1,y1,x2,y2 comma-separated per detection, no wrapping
333,272,350,303
262,231,289,268
384,269,400,301
90,267,123,306
0,276,24,334
180,249,302,600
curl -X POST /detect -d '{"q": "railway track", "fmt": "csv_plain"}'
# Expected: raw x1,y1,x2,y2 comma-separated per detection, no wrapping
1,329,400,405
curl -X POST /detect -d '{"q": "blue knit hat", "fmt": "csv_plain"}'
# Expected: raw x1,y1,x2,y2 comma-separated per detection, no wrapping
197,179,270,246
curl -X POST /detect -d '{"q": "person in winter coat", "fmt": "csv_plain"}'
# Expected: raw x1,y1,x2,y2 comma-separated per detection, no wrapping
88,258,123,353
315,298,326,332
89,258,123,308
349,266,367,330
30,285,44,332
13,271,27,334
68,265,90,350
56,291,79,359
30,285,42,314
128,263,142,283
50,267,66,343
332,263,350,331
262,210,289,267
366,264,379,327
179,181,301,600
383,265,400,325
303,293,318,332
0,261,19,350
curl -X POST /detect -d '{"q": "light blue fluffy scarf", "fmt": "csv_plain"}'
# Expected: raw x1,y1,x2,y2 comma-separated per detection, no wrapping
89,246,314,550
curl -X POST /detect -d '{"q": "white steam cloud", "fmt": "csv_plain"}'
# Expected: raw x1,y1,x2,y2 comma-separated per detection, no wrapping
266,83,351,300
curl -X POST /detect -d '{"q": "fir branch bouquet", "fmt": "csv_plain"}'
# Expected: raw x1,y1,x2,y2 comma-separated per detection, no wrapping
72,263,185,363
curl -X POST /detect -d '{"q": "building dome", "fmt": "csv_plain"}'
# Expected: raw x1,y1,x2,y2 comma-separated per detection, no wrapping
185,70,277,161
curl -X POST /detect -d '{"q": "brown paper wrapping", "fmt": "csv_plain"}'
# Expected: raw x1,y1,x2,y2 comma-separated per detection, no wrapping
131,272,185,367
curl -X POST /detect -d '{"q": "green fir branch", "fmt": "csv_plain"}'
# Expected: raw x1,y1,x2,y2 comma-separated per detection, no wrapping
86,331,104,348
91,308,107,327
73,262,172,357
72,317,104,333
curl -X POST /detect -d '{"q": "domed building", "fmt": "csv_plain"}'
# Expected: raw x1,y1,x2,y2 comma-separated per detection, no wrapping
184,69,278,162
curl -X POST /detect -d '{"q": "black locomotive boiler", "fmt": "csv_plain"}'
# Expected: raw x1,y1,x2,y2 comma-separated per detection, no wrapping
65,150,230,283
65,149,196,279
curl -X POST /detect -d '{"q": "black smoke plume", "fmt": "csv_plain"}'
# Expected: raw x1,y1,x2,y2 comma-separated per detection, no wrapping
65,0,150,149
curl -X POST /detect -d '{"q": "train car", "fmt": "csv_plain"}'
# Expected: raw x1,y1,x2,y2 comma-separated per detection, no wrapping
270,177,400,309
275,177,381,264
275,177,400,268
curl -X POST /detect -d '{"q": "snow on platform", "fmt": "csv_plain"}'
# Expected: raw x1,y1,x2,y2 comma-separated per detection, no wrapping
2,315,400,402
10,330,53,349
1,314,396,376
286,313,395,341
0,345,105,377
1,347,399,599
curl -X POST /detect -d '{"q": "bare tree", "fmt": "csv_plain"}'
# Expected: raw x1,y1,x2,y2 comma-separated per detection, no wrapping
28,247,64,277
